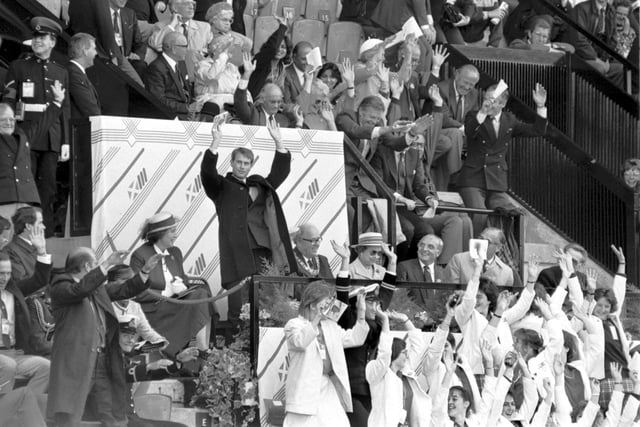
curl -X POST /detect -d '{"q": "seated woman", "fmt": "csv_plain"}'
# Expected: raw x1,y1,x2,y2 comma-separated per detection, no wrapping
316,60,355,116
349,232,397,280
130,212,214,357
353,39,390,112
283,281,369,426
194,34,250,112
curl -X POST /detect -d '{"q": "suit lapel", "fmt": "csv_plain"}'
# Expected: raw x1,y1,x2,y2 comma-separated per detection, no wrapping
288,66,302,93
1,134,18,154
164,57,187,101
448,81,457,118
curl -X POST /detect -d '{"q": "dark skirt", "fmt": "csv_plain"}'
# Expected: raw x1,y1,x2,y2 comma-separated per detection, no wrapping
141,287,213,356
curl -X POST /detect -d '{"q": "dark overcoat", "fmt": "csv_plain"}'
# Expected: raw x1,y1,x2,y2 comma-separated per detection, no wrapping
201,149,296,285
458,110,548,192
0,104,61,205
47,268,149,421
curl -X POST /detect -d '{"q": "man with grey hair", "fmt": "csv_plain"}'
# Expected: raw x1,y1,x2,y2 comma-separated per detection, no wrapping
67,33,101,120
0,82,65,220
234,53,300,127
206,2,252,62
146,31,199,119
292,223,333,279
148,0,212,79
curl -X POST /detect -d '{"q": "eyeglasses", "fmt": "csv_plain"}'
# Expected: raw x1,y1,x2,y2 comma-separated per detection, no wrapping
302,237,322,244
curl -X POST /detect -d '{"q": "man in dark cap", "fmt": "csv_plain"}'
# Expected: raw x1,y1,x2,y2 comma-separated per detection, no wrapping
2,17,70,238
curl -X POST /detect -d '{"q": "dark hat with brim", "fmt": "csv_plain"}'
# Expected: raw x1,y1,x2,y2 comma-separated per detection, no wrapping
119,320,137,335
30,17,62,37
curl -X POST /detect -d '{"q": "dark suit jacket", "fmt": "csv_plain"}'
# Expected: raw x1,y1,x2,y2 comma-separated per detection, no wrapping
5,261,51,352
388,73,438,124
127,0,162,22
397,258,445,309
4,237,37,283
572,0,617,61
336,109,412,196
438,78,480,129
0,105,60,205
145,55,192,118
130,243,186,302
234,87,293,127
67,62,102,119
292,247,333,279
370,0,432,34
283,65,304,105
48,268,149,421
458,110,548,192
201,149,297,284
370,144,436,202
69,1,145,62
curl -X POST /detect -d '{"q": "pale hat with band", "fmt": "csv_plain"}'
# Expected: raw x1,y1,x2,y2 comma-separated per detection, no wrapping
140,212,179,240
359,38,383,56
351,232,385,248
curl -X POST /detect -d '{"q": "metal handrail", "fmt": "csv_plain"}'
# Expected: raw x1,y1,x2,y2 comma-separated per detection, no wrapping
538,0,638,73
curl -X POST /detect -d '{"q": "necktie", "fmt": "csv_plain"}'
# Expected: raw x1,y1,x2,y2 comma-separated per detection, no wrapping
423,265,433,282
397,151,406,193
113,11,123,51
597,8,606,34
0,296,11,347
361,139,370,159
90,297,106,348
181,23,189,44
493,116,500,136
455,94,464,122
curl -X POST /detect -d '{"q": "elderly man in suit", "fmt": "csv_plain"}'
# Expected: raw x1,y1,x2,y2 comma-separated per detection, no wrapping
146,31,199,119
445,226,521,287
284,41,313,105
234,53,302,127
149,0,213,79
397,234,446,311
0,231,51,395
200,115,297,330
457,81,548,234
431,64,481,190
47,248,160,427
67,33,102,120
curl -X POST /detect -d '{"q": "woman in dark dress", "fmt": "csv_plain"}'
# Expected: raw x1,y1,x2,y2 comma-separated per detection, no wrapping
130,212,214,357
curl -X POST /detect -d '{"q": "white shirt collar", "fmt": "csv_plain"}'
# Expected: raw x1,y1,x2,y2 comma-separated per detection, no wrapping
69,60,86,74
153,244,170,256
109,6,120,16
18,235,33,246
162,53,178,72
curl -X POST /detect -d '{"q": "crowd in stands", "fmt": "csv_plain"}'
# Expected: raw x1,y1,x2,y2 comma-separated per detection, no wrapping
0,0,638,425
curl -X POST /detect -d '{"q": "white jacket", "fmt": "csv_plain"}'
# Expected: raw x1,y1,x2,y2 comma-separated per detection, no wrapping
284,316,369,415
366,330,433,427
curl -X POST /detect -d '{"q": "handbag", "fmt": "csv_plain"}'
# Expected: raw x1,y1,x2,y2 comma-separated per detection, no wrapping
443,3,463,24
24,291,55,356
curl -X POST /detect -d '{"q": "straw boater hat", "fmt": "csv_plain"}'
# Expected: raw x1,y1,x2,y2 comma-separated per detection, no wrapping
140,212,179,240
350,232,385,248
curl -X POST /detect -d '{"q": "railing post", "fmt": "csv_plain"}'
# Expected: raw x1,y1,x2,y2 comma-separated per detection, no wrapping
249,276,259,373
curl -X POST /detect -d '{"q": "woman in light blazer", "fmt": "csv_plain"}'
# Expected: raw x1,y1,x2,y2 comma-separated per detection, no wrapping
283,282,369,427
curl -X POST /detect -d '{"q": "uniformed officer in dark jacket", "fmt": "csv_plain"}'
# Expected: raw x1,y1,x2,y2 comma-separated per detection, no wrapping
2,17,71,237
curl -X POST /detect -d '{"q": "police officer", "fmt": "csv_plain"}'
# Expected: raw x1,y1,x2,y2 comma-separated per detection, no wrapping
2,17,71,237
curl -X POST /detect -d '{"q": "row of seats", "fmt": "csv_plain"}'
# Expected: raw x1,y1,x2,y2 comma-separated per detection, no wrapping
247,17,364,64
247,0,340,24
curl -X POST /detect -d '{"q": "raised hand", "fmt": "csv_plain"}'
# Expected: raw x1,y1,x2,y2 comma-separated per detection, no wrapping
274,14,288,27
242,52,256,76
381,243,397,263
376,63,389,84
51,80,65,104
106,250,129,267
611,245,625,264
210,112,227,150
389,74,403,98
410,114,434,135
496,290,513,314
535,297,553,320
319,102,335,123
142,253,163,273
29,225,46,255
532,83,547,107
356,291,366,319
527,254,540,284
428,84,443,106
610,362,623,383
431,44,449,70
330,240,350,259
292,104,304,127
340,57,355,87
387,310,409,323
267,116,283,144
586,268,598,293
